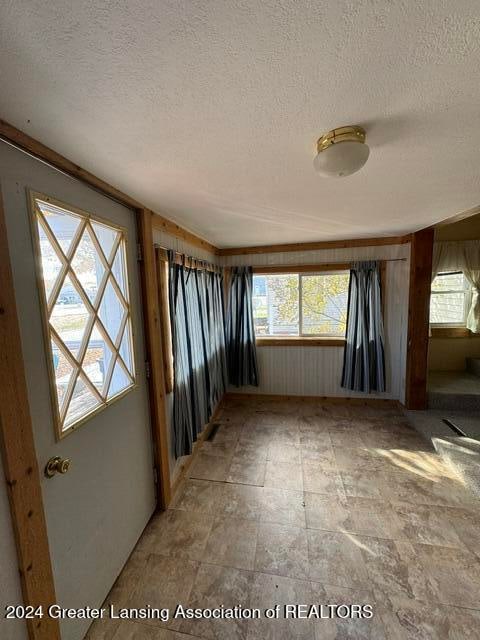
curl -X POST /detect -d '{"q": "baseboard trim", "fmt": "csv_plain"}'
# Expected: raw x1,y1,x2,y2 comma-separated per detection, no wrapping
170,394,226,498
225,391,401,409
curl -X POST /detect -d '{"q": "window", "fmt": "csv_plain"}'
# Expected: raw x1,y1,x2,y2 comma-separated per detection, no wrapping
30,193,135,437
430,271,472,326
252,271,350,337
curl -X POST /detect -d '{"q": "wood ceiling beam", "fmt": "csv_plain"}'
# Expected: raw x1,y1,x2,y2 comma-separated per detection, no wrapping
218,234,412,256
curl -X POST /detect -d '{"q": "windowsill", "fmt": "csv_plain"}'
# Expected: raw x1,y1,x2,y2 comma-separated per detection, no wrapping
256,337,346,347
430,326,478,339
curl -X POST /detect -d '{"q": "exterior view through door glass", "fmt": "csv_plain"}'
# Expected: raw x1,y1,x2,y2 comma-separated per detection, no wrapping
30,193,136,437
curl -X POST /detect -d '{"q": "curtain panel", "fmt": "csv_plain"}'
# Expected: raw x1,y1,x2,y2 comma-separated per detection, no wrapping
464,245,480,333
168,252,227,458
341,260,386,393
226,266,259,387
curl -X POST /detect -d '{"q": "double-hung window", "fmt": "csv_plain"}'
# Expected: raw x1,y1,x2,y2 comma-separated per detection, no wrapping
430,271,472,327
252,270,350,338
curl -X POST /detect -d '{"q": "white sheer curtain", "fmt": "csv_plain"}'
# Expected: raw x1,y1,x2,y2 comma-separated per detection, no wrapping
433,240,480,333
463,242,480,333
431,243,444,283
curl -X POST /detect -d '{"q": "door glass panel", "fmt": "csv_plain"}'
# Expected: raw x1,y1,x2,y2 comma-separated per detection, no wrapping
64,375,101,428
71,227,106,304
37,220,64,302
111,243,127,299
37,200,82,257
119,321,133,375
50,275,91,358
32,194,136,436
83,322,114,393
91,221,119,263
51,338,75,415
108,360,131,399
98,278,126,345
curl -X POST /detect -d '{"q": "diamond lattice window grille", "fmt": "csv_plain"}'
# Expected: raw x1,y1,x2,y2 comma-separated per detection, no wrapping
31,193,136,437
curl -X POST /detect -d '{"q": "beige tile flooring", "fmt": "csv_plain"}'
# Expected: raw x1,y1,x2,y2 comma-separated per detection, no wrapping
87,397,480,640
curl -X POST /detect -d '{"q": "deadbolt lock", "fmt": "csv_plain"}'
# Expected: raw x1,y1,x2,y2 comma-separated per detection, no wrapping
45,456,71,478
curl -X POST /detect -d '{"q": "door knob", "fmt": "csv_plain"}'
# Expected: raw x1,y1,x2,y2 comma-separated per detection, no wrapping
45,456,71,478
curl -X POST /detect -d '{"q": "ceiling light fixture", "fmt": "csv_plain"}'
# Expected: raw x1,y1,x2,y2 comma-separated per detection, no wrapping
313,125,369,178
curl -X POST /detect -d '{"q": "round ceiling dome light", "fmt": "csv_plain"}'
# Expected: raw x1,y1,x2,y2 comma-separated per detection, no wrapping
313,125,369,177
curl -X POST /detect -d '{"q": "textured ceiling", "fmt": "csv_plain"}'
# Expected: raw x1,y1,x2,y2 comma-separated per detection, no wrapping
1,1,480,248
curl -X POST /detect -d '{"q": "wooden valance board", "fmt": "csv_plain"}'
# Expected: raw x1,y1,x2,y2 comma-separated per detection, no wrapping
155,246,220,273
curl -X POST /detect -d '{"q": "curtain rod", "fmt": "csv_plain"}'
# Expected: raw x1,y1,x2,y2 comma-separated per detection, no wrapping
155,246,408,271
246,258,408,264
155,245,221,273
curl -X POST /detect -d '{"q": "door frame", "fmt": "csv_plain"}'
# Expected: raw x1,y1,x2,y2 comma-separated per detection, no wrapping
0,122,182,639
0,185,61,640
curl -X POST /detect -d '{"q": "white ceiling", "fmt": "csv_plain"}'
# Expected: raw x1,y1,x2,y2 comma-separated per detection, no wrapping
1,1,480,248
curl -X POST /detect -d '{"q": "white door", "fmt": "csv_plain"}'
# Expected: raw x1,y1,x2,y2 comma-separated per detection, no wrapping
1,142,156,640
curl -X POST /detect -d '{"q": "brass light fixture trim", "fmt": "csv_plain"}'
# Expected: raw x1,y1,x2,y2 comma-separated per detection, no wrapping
317,125,366,153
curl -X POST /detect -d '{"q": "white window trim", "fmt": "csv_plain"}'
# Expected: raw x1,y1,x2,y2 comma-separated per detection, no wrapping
430,271,472,328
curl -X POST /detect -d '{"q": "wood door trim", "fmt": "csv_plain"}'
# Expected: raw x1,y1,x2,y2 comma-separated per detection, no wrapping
0,186,61,640
137,209,171,509
405,228,434,409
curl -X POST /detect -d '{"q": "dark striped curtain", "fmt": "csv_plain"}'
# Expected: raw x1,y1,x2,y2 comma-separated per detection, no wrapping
341,260,386,393
226,266,259,387
168,252,227,458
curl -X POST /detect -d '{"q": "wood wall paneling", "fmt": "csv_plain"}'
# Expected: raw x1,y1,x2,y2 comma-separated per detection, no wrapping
150,212,218,255
0,186,60,640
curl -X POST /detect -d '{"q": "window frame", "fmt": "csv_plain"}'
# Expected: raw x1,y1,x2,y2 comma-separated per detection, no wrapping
252,263,352,344
430,270,472,328
29,191,137,440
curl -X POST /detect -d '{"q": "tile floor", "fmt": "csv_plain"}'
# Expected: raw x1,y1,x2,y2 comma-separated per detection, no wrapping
87,397,480,640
